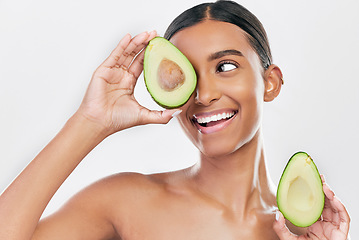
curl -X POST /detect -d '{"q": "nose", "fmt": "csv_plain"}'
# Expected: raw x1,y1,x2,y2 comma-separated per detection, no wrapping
194,74,222,106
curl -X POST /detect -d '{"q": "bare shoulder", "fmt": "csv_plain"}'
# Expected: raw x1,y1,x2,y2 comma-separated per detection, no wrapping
70,172,170,210
97,172,168,195
34,172,172,240
85,171,163,192
93,168,192,194
75,170,186,213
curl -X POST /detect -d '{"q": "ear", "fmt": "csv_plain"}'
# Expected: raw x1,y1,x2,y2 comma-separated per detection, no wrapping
263,64,283,102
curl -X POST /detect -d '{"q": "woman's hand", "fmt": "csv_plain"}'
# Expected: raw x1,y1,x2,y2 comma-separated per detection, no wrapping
273,175,351,239
77,31,179,136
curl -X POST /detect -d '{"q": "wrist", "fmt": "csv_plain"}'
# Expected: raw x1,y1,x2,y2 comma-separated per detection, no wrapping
69,111,111,142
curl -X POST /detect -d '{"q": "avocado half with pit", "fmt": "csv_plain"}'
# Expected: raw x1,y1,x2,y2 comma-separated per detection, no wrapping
143,37,197,109
277,152,325,227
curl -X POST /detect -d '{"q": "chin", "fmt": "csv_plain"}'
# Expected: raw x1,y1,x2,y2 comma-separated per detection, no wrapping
197,137,249,159
199,145,236,158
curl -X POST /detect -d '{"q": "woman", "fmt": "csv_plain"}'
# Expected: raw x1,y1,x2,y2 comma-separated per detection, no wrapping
0,1,350,239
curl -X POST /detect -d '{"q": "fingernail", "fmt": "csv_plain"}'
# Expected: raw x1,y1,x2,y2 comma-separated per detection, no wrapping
321,174,326,183
171,110,182,117
150,30,159,37
275,211,280,221
137,32,148,39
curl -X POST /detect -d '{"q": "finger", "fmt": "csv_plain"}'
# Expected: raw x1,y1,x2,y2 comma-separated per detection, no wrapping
129,30,157,79
321,174,335,200
331,200,341,227
320,174,325,184
323,181,334,200
118,32,149,68
322,182,339,226
138,108,182,125
102,33,132,68
145,30,158,44
322,181,350,236
128,49,145,80
323,179,345,226
273,211,298,240
306,222,326,239
332,196,350,234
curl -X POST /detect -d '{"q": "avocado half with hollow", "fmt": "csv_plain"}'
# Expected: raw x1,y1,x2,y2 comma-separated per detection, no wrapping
277,152,325,227
143,37,197,109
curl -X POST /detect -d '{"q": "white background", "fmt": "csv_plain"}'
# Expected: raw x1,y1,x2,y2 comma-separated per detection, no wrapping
1,0,358,237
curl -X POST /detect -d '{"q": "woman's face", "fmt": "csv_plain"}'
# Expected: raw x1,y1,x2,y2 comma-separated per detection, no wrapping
170,20,267,158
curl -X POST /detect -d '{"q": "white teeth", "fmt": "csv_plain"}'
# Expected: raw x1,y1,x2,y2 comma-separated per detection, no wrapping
196,111,235,124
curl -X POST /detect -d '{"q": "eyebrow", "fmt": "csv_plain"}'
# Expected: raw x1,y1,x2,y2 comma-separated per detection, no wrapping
208,49,244,61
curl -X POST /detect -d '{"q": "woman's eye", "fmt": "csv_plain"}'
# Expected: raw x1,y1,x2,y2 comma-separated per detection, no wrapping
217,62,238,73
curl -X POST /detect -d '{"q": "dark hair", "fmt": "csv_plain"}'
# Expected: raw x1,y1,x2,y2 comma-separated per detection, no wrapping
164,0,272,70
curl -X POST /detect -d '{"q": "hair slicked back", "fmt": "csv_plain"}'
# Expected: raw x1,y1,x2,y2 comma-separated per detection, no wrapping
164,0,272,70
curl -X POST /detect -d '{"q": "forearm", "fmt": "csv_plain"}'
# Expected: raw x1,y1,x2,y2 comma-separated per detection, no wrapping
0,113,107,239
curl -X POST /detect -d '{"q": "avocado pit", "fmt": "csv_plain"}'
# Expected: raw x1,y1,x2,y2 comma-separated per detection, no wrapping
157,58,185,91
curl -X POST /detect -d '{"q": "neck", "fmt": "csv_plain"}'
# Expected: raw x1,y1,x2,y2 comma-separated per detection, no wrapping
190,130,276,216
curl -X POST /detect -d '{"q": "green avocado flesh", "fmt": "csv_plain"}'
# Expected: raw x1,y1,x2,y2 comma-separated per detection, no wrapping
277,152,325,227
143,37,197,109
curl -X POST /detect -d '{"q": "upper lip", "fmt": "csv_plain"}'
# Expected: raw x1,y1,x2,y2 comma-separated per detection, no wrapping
192,109,238,123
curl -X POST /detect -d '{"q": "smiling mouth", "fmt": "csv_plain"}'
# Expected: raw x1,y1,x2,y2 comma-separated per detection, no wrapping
191,110,238,133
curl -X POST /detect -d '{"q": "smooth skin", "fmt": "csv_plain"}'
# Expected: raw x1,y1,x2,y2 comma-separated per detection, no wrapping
0,21,350,240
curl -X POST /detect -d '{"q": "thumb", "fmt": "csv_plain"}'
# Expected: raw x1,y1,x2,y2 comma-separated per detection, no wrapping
140,109,182,125
273,211,298,240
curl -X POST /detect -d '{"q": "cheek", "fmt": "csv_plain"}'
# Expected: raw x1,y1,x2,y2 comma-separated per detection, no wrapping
227,76,265,132
227,79,263,111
